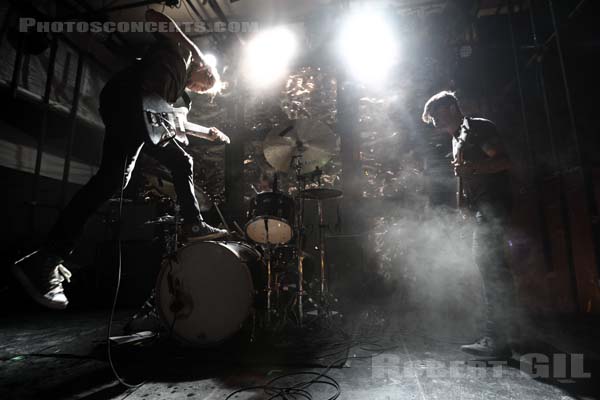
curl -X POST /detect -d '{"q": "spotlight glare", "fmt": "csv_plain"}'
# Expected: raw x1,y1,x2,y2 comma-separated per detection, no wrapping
244,27,298,88
203,53,217,68
338,10,399,85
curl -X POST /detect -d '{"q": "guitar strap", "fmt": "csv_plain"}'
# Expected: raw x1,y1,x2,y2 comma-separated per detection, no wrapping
180,91,192,112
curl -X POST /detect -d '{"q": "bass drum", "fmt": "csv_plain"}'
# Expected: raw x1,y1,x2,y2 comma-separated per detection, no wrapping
155,241,262,346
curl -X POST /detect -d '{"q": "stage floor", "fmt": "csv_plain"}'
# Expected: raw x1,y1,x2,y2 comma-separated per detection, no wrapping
1,307,599,400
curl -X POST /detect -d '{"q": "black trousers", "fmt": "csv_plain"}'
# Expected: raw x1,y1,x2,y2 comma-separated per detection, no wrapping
471,200,516,342
47,87,202,257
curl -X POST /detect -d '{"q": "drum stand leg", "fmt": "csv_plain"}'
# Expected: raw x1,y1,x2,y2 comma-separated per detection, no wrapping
298,252,304,327
266,245,272,325
317,199,327,302
296,197,306,327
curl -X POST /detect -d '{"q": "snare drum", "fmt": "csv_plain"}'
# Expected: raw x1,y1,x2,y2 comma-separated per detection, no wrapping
246,191,295,245
155,241,262,346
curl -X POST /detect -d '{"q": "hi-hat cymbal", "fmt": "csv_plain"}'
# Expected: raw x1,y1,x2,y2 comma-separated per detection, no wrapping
263,119,339,174
144,215,177,225
298,188,343,200
142,170,211,212
107,197,133,203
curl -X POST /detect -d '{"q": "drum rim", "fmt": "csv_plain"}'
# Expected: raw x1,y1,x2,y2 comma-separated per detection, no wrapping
155,241,256,347
254,191,295,201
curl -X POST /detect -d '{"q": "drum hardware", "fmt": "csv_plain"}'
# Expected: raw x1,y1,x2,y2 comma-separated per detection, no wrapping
213,200,246,240
290,152,339,322
298,188,343,200
292,151,307,326
263,217,272,324
264,244,273,325
107,197,133,204
213,202,231,233
295,167,342,303
233,221,246,237
123,206,181,335
142,166,211,212
168,205,181,258
317,200,326,299
141,205,182,258
143,215,177,225
298,190,342,303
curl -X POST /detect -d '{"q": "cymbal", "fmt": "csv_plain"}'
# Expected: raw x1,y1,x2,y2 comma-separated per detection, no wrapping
298,188,343,200
144,215,177,225
107,197,133,203
263,119,339,174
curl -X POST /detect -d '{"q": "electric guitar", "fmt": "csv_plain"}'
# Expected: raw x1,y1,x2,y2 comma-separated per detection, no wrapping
141,93,230,147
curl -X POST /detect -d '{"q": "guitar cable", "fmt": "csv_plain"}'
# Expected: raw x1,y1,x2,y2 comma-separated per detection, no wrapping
106,156,146,389
157,118,177,147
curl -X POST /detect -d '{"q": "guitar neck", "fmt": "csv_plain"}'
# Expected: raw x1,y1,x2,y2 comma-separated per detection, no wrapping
186,130,215,141
171,111,219,142
182,120,217,142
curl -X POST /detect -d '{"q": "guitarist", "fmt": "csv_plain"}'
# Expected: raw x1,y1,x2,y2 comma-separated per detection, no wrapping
13,9,229,310
422,91,515,357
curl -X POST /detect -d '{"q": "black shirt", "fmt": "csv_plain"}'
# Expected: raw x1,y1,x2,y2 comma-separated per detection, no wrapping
452,117,511,210
102,38,191,104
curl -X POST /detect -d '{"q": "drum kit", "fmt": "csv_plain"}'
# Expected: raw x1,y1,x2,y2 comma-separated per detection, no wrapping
144,119,343,347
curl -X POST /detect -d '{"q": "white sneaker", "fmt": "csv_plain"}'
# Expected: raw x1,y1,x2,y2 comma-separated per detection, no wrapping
12,251,72,310
460,336,512,358
183,222,229,242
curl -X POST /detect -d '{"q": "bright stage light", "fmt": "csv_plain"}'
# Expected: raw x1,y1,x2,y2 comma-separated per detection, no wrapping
243,27,297,88
203,53,217,68
338,10,399,85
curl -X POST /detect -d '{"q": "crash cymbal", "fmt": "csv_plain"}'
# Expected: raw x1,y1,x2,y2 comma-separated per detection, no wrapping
263,119,339,174
298,188,343,200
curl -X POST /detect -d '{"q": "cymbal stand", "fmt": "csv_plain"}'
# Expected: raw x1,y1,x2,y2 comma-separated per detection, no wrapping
317,199,327,301
309,168,328,301
265,244,273,325
166,204,180,259
264,220,273,325
292,152,306,326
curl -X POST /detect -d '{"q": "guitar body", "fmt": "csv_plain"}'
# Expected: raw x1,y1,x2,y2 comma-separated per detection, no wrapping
141,93,228,147
141,92,188,146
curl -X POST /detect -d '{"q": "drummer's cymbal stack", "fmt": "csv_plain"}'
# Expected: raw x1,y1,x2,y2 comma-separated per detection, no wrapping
257,119,342,327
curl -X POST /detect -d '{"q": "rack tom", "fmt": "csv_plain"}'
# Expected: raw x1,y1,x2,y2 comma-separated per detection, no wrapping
246,192,295,245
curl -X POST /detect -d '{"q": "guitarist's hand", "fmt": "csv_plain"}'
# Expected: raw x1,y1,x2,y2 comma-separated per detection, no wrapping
208,127,230,144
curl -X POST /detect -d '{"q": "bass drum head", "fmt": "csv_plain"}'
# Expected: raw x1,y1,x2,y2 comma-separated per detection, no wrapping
156,241,255,346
